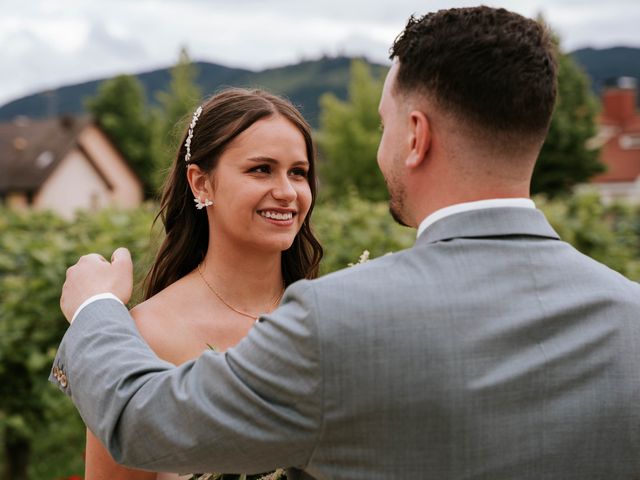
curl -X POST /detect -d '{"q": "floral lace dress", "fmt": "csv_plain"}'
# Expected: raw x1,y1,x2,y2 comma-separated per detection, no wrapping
189,470,287,480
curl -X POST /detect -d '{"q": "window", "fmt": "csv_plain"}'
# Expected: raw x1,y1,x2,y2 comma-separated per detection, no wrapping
36,151,55,168
619,134,640,150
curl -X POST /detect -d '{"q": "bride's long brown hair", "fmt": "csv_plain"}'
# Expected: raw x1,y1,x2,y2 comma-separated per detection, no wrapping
144,88,323,299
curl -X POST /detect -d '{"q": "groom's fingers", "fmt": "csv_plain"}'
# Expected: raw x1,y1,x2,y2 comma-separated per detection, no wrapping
59,249,134,322
111,247,133,304
111,247,131,265
79,253,108,263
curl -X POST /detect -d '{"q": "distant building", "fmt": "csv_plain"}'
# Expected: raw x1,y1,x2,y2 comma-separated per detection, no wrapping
588,77,640,203
0,116,143,219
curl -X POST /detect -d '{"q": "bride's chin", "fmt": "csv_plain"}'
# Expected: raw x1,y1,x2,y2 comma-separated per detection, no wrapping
250,236,297,254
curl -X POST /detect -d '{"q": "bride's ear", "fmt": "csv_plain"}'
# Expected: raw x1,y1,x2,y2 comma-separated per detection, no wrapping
186,164,214,202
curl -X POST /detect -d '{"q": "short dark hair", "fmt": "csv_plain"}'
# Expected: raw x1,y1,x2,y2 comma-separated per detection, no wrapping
390,6,557,142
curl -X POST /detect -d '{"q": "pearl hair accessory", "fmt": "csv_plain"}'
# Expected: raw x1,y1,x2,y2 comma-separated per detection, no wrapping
184,105,203,163
194,197,213,210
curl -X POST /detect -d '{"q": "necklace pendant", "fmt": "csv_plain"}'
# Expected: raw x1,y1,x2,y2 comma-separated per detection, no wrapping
197,264,283,322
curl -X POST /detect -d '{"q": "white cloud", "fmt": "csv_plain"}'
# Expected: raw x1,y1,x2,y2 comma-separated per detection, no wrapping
1,0,639,106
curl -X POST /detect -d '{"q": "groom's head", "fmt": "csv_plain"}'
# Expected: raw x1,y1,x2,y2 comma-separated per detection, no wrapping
377,6,557,227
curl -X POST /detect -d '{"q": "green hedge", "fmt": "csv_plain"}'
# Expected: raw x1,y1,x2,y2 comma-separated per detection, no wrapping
0,206,155,479
0,192,638,478
539,192,640,280
313,191,415,274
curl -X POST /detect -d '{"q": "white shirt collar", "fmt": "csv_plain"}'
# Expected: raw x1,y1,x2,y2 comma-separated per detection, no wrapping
416,198,536,239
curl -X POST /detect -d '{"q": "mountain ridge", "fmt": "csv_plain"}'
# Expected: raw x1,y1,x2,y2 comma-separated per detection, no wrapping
0,56,387,128
1,47,638,128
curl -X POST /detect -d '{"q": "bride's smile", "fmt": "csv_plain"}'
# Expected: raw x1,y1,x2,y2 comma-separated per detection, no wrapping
258,209,296,224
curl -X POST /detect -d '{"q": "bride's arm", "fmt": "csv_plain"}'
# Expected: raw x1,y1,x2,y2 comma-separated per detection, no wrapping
83,304,174,480
85,428,156,480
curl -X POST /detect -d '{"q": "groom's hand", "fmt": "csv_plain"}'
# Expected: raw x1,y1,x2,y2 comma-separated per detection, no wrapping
60,247,133,323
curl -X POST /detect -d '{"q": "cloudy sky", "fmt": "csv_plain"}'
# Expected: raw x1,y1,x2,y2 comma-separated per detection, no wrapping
1,0,639,106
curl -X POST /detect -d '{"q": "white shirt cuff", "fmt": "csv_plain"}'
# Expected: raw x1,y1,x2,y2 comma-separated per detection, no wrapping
71,293,124,323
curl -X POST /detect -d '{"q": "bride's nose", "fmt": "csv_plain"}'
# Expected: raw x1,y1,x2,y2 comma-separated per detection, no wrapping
271,174,297,202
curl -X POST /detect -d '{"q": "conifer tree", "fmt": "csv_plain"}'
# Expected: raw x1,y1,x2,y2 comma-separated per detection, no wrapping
317,60,387,201
532,27,604,196
150,47,203,191
86,75,155,196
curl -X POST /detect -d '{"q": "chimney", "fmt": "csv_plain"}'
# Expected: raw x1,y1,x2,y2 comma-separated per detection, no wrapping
59,115,75,129
13,115,30,127
602,77,637,127
44,90,58,118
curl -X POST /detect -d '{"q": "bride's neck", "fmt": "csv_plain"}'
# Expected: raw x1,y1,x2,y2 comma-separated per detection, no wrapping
199,236,284,309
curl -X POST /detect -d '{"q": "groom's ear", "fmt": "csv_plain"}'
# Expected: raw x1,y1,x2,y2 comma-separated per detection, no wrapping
406,110,430,169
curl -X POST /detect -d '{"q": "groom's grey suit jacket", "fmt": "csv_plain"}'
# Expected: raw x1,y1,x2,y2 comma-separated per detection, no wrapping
51,207,640,479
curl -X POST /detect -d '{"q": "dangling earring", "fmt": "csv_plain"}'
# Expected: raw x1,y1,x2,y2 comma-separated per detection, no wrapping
194,197,214,210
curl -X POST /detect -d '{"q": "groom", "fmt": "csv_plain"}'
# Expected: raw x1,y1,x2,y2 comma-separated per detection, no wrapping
53,7,640,479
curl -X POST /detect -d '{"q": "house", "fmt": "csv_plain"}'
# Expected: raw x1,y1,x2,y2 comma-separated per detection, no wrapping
0,116,143,219
588,77,640,203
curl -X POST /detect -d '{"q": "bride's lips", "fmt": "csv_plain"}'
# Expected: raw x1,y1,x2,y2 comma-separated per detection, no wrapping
257,208,297,226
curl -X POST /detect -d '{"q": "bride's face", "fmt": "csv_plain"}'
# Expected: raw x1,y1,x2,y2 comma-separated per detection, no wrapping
209,114,312,253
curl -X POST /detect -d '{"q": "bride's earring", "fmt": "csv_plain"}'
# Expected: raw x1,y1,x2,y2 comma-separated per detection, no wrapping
194,197,214,210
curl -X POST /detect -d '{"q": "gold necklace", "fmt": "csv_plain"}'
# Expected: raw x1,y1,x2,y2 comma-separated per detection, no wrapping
196,264,285,321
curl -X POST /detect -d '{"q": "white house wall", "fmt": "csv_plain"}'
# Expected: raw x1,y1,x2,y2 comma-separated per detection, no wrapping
588,179,640,204
79,125,143,207
34,147,111,219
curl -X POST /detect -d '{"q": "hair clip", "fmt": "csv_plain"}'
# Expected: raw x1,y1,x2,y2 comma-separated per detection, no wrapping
184,105,203,162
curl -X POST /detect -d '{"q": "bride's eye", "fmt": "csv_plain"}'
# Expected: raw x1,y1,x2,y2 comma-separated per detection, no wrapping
289,168,308,178
250,165,271,174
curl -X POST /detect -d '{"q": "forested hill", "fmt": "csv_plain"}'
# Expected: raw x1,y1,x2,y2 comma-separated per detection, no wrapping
1,47,638,127
571,46,640,93
0,56,388,128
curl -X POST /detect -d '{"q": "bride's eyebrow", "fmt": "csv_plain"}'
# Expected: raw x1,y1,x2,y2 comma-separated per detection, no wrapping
245,156,309,167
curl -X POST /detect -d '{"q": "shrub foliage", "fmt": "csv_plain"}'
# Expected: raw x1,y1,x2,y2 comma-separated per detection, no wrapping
0,193,638,478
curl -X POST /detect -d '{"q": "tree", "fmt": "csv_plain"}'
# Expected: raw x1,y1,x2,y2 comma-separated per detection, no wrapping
317,60,388,201
532,40,605,196
150,48,203,191
86,75,155,197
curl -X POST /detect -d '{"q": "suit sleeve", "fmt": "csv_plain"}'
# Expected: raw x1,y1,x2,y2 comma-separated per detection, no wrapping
49,280,324,474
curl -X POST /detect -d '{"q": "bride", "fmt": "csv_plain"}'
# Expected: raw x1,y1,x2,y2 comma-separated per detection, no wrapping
84,88,323,479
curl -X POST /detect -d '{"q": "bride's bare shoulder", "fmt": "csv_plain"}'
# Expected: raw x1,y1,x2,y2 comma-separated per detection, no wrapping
130,275,198,365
